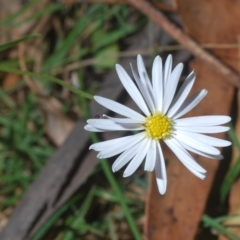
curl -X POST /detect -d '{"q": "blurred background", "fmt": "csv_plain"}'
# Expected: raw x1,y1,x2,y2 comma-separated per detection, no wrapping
0,0,239,240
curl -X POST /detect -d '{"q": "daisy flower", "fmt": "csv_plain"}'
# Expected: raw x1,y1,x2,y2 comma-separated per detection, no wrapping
84,55,231,194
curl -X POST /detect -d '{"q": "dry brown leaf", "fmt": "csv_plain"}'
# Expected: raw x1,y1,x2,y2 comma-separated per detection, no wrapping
2,73,20,89
145,61,233,240
145,0,239,239
38,96,74,147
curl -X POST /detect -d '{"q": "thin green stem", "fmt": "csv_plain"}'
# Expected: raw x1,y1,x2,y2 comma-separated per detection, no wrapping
0,66,93,100
78,71,142,240
91,134,142,240
202,215,240,240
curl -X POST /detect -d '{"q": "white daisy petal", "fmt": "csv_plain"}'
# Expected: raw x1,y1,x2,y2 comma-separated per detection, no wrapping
123,138,150,177
167,71,195,118
152,56,163,112
85,54,232,195
163,54,172,86
94,96,145,121
175,131,220,155
172,89,208,119
84,124,105,132
180,142,223,160
112,142,141,172
165,138,206,179
175,116,231,127
175,125,230,133
176,130,232,147
90,135,139,151
144,139,157,171
116,64,150,116
163,63,183,114
155,143,167,194
188,168,206,179
130,64,155,112
97,132,145,159
137,55,151,83
137,55,154,101
87,119,144,131
104,116,144,124
165,138,206,173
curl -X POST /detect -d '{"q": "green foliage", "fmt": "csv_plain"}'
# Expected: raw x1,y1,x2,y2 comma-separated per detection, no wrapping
42,4,102,72
93,44,119,69
0,91,54,209
220,123,240,202
0,34,40,51
0,1,144,239
202,214,240,240
32,194,83,240
0,66,93,100
0,0,40,26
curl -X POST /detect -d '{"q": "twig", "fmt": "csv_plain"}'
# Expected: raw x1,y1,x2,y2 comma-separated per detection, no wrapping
128,0,240,88
53,43,240,75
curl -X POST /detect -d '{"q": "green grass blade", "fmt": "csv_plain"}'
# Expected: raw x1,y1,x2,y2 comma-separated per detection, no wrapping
92,24,138,51
0,59,33,68
12,4,63,27
0,34,40,51
107,215,118,240
42,4,102,71
61,186,97,240
220,124,240,202
0,87,16,108
202,214,240,240
78,186,96,220
0,0,39,26
211,214,240,224
228,123,240,152
32,194,82,240
220,156,240,202
0,66,93,100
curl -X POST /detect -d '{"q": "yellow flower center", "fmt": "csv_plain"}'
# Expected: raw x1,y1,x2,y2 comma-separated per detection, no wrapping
144,113,173,140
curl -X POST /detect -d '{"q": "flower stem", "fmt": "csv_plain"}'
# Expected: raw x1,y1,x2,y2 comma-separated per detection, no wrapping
78,69,142,239
78,78,141,239
90,132,142,240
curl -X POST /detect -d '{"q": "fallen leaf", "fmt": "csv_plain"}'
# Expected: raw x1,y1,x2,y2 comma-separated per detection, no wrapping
2,73,20,89
145,0,239,239
145,60,234,240
38,96,74,146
